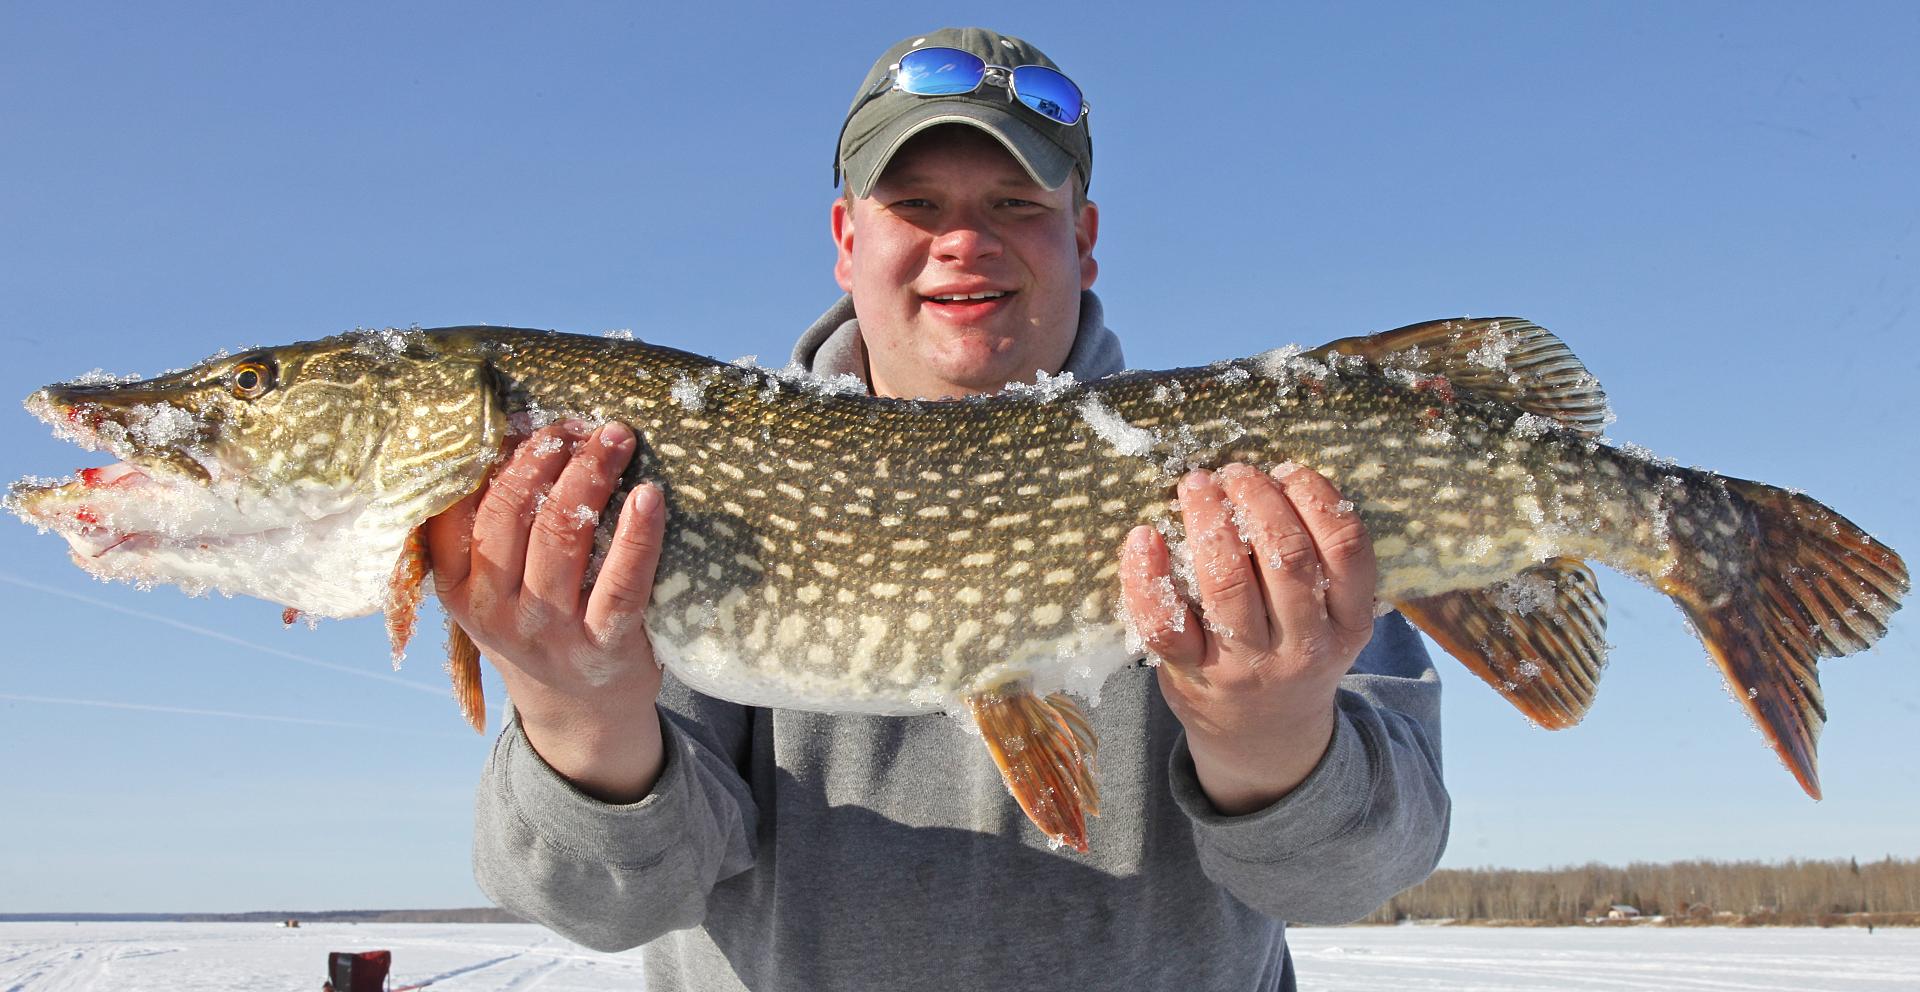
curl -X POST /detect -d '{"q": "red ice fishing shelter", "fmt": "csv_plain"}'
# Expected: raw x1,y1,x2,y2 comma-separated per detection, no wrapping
328,950,392,992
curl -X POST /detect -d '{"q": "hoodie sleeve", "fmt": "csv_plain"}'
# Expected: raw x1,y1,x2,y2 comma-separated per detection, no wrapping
1167,613,1451,924
471,678,760,952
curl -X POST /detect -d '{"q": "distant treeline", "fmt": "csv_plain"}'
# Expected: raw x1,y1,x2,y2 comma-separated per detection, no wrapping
1365,856,1920,925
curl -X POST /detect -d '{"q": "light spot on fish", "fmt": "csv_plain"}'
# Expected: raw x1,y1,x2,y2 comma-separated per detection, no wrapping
1043,568,1075,585
654,571,691,604
870,582,904,598
956,587,984,605
961,551,997,567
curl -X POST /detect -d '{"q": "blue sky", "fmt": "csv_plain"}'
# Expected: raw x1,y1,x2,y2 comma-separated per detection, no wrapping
2,2,1915,912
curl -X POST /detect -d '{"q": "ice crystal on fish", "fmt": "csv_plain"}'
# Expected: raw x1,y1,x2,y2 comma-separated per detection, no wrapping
670,375,709,412
1077,394,1155,458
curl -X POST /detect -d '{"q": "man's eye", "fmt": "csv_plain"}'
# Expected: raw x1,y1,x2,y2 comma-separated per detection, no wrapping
891,197,934,209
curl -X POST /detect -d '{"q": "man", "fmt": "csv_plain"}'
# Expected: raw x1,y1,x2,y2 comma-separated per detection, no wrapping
428,27,1448,991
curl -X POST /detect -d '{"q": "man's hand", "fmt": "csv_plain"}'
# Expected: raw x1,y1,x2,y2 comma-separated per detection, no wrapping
1120,463,1378,814
425,420,670,803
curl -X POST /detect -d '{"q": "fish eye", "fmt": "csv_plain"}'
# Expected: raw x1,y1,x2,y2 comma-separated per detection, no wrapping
231,359,276,399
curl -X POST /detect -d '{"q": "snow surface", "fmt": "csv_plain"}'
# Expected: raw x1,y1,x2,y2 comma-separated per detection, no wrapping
1,922,1914,991
1286,924,1918,991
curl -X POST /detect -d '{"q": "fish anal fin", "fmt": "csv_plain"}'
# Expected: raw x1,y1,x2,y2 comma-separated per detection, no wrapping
1307,317,1611,435
966,683,1101,853
1397,558,1609,730
384,526,430,670
1661,478,1909,800
446,620,486,734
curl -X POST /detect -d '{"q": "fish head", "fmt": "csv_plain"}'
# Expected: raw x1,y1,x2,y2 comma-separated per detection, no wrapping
8,329,507,616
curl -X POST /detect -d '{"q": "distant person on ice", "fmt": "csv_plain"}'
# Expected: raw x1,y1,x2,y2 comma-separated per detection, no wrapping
427,26,1448,991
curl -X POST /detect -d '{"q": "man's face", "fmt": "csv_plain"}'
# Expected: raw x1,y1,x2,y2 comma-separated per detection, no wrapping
833,126,1099,400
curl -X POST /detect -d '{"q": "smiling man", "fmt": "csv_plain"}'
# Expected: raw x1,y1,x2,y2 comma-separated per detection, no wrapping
443,27,1449,991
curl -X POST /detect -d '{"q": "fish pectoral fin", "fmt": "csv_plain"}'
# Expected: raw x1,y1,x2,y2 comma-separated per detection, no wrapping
383,526,430,669
385,523,489,733
966,683,1101,853
1396,557,1609,730
1306,318,1610,436
446,620,486,734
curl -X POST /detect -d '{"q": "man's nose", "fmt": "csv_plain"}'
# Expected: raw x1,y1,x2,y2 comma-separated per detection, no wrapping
930,218,1002,263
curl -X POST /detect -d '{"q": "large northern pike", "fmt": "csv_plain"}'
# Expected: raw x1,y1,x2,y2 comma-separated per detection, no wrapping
8,319,1907,851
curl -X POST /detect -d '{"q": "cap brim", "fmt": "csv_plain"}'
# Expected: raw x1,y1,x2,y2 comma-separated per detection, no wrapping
842,100,1077,200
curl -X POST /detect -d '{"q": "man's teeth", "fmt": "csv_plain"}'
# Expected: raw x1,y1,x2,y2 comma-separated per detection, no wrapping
930,291,1007,302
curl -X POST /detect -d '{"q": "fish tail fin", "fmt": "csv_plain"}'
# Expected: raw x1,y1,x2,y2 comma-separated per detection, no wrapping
966,683,1101,853
1662,478,1907,799
447,620,487,734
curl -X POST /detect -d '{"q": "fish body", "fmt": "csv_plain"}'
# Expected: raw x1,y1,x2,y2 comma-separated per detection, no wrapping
9,318,1907,851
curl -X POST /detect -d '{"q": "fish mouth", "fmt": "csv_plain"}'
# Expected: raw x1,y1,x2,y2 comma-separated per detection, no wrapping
25,387,218,484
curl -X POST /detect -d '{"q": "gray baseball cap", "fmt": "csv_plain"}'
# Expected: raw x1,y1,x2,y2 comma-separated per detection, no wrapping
835,27,1092,200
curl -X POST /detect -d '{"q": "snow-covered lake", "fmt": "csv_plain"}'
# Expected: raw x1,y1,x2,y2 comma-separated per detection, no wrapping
1,921,1913,990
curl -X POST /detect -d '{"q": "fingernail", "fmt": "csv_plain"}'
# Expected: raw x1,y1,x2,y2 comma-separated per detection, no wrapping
560,418,591,437
599,422,635,450
1126,524,1154,551
628,482,662,514
1180,469,1213,492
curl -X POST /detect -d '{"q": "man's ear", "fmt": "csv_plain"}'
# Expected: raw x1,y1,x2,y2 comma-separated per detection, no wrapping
1077,200,1100,291
832,196,856,293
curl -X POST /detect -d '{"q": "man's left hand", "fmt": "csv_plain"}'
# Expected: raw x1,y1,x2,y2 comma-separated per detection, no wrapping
1119,463,1379,814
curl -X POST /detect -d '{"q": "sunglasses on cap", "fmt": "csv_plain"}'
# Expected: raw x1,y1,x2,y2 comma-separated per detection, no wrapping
863,46,1090,127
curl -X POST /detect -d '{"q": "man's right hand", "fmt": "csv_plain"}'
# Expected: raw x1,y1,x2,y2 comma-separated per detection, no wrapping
425,420,670,803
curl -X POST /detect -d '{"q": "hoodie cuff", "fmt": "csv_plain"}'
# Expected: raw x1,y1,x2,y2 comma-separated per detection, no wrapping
1168,703,1374,863
495,706,696,870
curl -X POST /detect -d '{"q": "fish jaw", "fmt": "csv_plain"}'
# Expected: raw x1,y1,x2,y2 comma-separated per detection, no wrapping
6,459,412,617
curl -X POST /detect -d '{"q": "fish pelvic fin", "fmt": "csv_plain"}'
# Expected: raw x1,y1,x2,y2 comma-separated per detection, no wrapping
966,683,1101,853
1307,317,1611,435
446,620,486,734
1397,558,1609,729
1662,479,1908,800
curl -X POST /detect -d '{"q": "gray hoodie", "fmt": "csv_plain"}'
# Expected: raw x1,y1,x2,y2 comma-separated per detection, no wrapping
472,292,1451,991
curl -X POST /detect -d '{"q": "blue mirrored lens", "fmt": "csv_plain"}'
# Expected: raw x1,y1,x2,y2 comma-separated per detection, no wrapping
896,47,986,96
1011,65,1082,124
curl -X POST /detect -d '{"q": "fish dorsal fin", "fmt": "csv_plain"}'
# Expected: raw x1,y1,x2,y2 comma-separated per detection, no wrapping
1306,317,1612,436
1395,558,1609,729
966,682,1101,852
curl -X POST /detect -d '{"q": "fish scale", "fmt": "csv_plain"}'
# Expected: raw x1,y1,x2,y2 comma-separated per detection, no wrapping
10,316,1906,853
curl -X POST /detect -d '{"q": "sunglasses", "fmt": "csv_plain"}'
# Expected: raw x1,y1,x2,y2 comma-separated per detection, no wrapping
867,46,1090,127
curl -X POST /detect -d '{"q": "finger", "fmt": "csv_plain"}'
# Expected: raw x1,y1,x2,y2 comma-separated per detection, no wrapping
523,422,638,614
583,481,667,645
1217,463,1327,639
1118,524,1204,669
425,487,482,594
468,421,584,603
1178,468,1270,650
1278,467,1378,640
